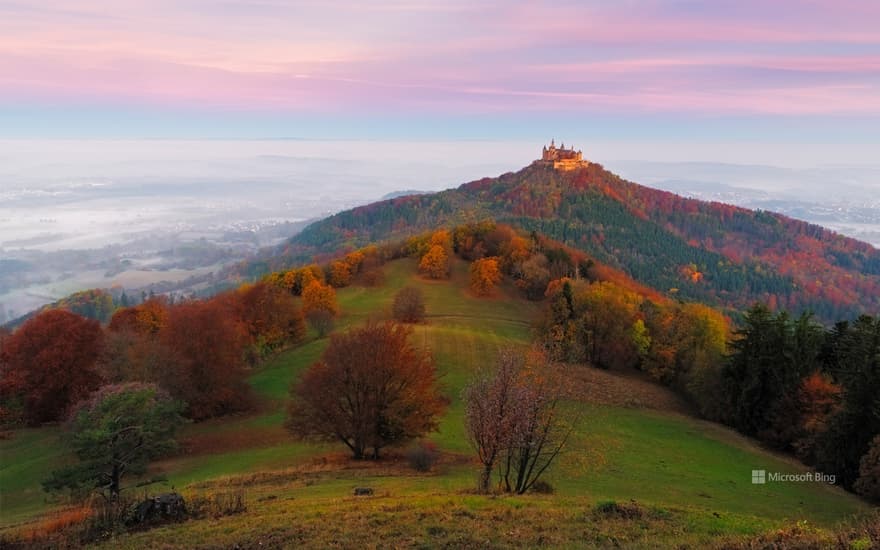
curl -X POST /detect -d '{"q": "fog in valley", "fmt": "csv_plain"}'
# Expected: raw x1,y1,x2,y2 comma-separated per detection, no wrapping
2,139,878,323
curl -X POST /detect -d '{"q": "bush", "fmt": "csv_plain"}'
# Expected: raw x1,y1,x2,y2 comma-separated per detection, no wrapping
529,480,554,494
406,441,440,472
593,500,645,520
359,268,385,287
855,435,880,502
307,309,335,338
392,287,426,323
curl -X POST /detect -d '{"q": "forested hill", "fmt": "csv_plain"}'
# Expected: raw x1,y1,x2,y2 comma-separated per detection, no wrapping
268,162,880,321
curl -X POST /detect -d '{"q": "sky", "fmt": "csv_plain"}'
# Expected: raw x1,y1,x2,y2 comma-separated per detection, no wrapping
1,0,879,160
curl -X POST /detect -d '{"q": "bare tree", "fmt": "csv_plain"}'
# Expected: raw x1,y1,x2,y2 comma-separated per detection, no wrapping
464,347,574,494
499,367,573,494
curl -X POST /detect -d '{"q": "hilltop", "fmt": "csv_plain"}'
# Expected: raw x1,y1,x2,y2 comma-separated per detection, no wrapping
256,148,880,322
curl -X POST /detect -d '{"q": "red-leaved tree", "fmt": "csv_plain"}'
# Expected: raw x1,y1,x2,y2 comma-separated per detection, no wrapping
1,310,104,425
160,301,251,420
287,322,446,459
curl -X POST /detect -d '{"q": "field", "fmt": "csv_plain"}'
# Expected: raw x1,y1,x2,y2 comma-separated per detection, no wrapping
0,258,872,547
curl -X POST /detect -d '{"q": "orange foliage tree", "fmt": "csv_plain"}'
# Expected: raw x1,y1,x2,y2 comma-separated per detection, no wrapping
470,257,502,296
419,245,450,279
228,282,305,361
302,280,339,317
0,310,104,425
108,298,168,336
328,260,352,288
286,322,446,459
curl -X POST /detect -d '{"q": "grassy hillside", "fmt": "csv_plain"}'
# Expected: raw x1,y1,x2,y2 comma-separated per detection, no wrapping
0,258,871,547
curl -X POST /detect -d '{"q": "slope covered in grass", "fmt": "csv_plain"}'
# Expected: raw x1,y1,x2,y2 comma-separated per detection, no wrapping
0,258,871,545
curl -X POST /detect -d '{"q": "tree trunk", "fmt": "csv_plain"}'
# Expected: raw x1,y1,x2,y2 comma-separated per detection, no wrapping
479,463,493,493
110,464,121,499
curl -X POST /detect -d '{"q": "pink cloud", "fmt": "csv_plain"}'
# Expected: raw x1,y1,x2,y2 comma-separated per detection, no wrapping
1,1,879,116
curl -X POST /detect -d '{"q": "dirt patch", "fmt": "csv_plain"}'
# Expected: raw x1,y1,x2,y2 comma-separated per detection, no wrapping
177,425,289,456
188,450,474,491
557,363,693,415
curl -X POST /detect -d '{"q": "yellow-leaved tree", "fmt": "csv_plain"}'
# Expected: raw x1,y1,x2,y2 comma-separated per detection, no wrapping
302,280,339,317
469,257,502,296
419,245,450,279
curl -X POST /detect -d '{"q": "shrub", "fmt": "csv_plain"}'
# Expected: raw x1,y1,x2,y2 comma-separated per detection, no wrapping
392,287,426,323
31,506,93,539
359,268,385,287
307,309,335,338
406,441,440,472
855,435,880,502
593,500,645,520
529,480,554,494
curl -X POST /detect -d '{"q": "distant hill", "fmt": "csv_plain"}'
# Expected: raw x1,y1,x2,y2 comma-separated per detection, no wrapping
267,160,880,321
381,189,428,200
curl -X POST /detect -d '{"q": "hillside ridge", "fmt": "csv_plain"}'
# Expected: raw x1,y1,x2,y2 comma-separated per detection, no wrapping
263,158,879,321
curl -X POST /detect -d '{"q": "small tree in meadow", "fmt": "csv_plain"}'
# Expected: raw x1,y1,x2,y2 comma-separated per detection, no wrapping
306,309,335,338
464,348,574,494
392,287,426,323
44,383,186,500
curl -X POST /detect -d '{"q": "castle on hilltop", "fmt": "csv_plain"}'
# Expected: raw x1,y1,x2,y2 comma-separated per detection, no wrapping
534,140,589,171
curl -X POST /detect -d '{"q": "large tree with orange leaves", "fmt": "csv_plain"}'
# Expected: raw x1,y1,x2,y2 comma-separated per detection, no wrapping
302,280,339,317
1,310,104,425
470,257,502,296
419,245,450,279
287,322,446,459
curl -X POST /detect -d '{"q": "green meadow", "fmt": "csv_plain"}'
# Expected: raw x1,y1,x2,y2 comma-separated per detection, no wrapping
0,258,871,547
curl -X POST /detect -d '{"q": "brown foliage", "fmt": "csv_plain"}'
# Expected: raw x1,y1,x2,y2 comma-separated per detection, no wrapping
359,267,385,287
98,329,172,385
306,309,335,338
1,310,104,425
227,282,305,360
392,287,426,323
161,301,251,420
287,322,446,459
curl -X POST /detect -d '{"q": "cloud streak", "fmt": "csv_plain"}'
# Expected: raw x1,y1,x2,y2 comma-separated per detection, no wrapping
1,0,879,121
